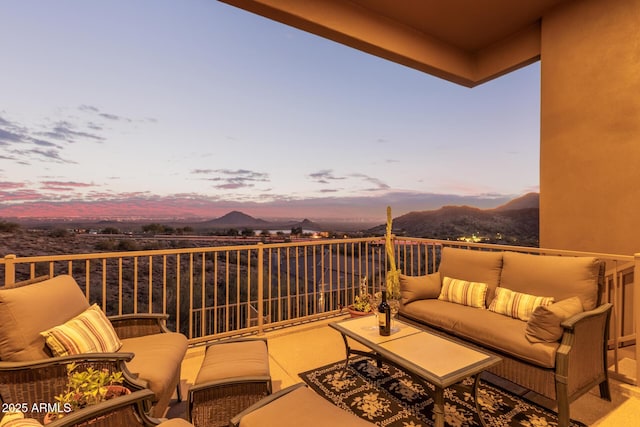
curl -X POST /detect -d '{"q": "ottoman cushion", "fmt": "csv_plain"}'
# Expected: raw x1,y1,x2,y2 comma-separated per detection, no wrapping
195,340,270,385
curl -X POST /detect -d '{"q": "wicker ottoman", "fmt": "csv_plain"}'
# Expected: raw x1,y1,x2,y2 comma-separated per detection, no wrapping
187,338,272,427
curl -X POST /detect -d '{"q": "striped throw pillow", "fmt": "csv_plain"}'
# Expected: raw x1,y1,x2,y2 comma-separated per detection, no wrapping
489,287,555,321
0,412,42,427
1,420,42,427
40,304,122,357
438,276,488,308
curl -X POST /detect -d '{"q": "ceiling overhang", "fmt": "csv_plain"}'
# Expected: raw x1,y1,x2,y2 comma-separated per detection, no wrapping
219,0,569,87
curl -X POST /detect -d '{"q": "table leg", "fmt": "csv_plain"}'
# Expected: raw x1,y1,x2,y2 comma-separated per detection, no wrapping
339,332,352,377
472,373,489,427
433,386,445,427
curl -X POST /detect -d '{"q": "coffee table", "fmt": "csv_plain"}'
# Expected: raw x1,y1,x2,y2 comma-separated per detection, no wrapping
330,315,502,427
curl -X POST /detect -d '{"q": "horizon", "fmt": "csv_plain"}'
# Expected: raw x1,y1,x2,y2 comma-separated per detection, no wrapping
0,1,540,222
1,192,539,224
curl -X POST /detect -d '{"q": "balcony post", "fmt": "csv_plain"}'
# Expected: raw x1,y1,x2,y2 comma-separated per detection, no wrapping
257,243,264,334
4,254,16,286
635,253,640,385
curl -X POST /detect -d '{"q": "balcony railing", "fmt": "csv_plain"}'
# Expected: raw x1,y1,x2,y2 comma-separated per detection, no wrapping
1,236,637,385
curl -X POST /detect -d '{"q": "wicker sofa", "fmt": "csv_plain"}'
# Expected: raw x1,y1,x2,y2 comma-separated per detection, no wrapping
398,247,612,427
0,275,188,420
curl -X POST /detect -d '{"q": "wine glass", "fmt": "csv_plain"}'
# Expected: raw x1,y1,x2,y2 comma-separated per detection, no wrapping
370,291,380,330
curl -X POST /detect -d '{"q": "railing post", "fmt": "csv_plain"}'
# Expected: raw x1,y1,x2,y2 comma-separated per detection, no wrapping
634,253,640,385
257,243,264,334
4,254,16,286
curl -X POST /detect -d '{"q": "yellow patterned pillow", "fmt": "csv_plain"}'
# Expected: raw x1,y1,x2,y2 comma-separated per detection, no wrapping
489,287,555,321
437,276,488,308
40,304,122,356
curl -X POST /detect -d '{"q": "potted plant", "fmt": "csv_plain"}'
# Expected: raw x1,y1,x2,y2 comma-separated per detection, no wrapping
44,362,129,423
348,293,372,317
347,277,373,317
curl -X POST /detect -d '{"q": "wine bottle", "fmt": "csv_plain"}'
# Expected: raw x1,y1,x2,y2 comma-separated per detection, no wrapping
378,288,391,336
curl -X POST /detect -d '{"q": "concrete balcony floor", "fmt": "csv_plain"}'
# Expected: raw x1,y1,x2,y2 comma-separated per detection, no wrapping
177,317,640,426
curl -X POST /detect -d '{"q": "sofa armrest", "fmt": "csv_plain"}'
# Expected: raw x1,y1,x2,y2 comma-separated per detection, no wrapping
556,303,612,397
0,353,149,423
109,313,171,338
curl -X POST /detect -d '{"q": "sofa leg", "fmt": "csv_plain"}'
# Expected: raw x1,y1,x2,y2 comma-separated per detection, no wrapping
556,380,570,427
599,379,611,401
176,383,182,402
557,400,570,427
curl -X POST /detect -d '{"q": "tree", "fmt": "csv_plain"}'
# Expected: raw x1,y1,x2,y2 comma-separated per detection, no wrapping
0,221,20,232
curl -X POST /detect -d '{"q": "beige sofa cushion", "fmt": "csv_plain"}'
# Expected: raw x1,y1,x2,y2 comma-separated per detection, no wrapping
438,247,503,305
0,275,89,361
238,385,374,427
526,297,584,343
401,299,559,368
500,252,601,310
399,272,441,305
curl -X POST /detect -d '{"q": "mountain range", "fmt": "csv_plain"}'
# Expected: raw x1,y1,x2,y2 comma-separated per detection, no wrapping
369,192,539,246
200,211,323,231
198,193,539,246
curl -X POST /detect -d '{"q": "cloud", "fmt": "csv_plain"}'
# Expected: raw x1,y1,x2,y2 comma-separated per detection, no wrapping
0,188,43,202
0,128,23,145
38,121,106,143
0,181,26,190
40,181,96,191
24,148,77,164
0,115,78,164
308,169,346,184
350,173,390,191
191,168,270,190
78,104,137,123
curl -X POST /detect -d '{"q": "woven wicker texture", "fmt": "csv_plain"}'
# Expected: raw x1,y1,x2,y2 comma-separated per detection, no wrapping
190,382,269,427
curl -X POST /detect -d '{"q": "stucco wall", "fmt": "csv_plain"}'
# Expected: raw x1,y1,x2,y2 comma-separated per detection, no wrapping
540,0,640,255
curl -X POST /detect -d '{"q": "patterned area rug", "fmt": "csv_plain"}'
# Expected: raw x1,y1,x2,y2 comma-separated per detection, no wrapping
299,357,587,427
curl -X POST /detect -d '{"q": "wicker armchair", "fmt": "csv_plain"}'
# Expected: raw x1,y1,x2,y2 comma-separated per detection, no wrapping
0,275,188,419
0,389,193,427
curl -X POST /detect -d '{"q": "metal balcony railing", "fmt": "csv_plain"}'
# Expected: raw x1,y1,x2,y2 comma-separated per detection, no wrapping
1,236,637,385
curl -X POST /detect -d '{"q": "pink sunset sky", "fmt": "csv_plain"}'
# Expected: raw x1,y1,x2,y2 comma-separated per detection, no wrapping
0,1,540,222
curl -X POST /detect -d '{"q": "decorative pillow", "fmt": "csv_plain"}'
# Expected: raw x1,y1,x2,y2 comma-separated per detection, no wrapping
0,412,42,427
399,272,441,305
437,276,488,308
488,287,555,321
40,304,122,357
526,297,584,343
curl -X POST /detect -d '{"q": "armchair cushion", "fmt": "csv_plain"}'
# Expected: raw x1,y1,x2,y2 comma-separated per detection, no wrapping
0,275,89,361
119,332,188,415
40,304,122,356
